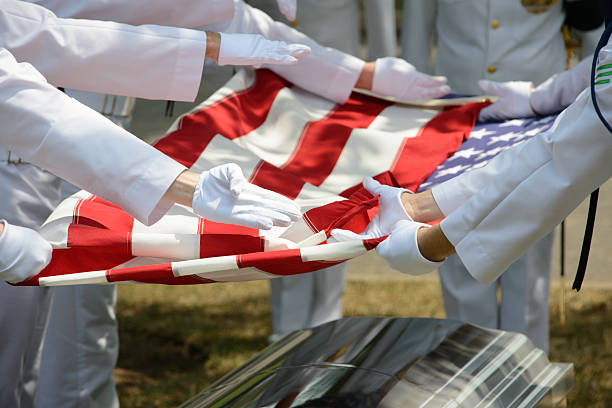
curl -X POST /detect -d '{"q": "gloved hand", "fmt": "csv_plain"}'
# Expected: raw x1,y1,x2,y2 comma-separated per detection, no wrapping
477,80,535,122
0,220,52,284
376,220,442,276
331,177,413,243
372,57,450,100
218,33,310,67
276,0,297,22
192,163,302,230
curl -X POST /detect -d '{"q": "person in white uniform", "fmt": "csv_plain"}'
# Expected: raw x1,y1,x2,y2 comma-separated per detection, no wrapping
332,40,612,321
401,0,602,353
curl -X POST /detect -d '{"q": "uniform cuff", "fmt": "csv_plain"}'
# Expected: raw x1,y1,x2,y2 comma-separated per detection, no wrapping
167,30,207,102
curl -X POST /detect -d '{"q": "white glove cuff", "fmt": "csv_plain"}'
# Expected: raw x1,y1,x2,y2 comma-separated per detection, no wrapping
218,33,256,66
377,221,443,276
395,189,413,221
372,57,407,96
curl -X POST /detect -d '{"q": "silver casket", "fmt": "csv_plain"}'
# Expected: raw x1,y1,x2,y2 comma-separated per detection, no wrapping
180,317,573,408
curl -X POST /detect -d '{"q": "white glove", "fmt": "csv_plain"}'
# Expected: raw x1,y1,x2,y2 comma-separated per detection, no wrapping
530,56,591,116
330,177,412,241
276,0,297,21
218,33,310,67
192,163,302,230
372,57,450,100
376,220,442,276
477,80,535,122
0,221,52,284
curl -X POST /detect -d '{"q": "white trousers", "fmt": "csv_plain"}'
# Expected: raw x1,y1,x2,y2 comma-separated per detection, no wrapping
438,232,554,353
363,0,396,59
35,92,130,408
0,146,60,408
269,264,347,334
35,285,118,408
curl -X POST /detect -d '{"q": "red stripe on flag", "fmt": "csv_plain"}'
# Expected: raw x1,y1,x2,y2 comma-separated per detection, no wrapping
199,219,264,258
107,263,217,285
249,160,305,200
390,102,487,192
280,92,391,186
200,234,264,258
154,70,291,168
237,249,342,275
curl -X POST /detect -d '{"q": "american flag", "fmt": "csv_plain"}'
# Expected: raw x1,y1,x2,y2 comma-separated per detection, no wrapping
19,69,554,287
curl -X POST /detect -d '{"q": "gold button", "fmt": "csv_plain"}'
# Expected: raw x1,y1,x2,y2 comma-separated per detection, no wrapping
491,19,500,29
488,65,497,74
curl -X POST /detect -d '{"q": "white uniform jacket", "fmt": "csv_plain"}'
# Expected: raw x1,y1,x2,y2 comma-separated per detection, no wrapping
207,0,365,104
403,0,566,94
0,0,207,101
435,43,612,284
0,49,186,225
25,0,233,28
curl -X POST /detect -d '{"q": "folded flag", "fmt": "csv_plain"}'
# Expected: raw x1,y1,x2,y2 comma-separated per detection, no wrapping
21,69,555,286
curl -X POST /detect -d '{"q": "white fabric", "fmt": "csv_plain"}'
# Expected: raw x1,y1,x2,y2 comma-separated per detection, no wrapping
25,0,234,28
439,233,553,353
0,158,55,408
0,49,187,225
402,0,566,94
192,163,302,229
218,32,310,66
376,220,442,276
275,0,296,21
440,43,612,283
364,0,396,60
269,263,346,334
477,80,535,122
207,0,365,104
530,56,592,116
0,0,206,101
36,285,118,408
372,57,450,100
0,221,52,284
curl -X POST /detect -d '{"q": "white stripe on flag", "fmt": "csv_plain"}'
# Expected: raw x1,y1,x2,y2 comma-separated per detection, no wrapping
191,134,261,178
318,106,437,193
234,87,335,167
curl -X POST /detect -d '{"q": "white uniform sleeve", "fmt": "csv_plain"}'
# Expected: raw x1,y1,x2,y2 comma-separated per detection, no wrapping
208,0,364,104
439,46,612,285
400,0,436,74
0,0,206,101
530,56,592,116
26,0,234,28
0,49,186,225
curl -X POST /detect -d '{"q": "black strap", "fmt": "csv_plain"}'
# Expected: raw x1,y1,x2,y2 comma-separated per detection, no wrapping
572,190,599,291
573,12,612,291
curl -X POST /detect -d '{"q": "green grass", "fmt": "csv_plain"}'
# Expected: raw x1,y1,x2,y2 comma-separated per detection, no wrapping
116,279,612,407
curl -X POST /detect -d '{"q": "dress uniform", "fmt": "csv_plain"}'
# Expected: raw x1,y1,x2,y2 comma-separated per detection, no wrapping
0,48,192,407
436,41,612,286
402,0,602,353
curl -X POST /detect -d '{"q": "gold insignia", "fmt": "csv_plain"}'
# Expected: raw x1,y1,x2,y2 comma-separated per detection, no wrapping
521,0,558,14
